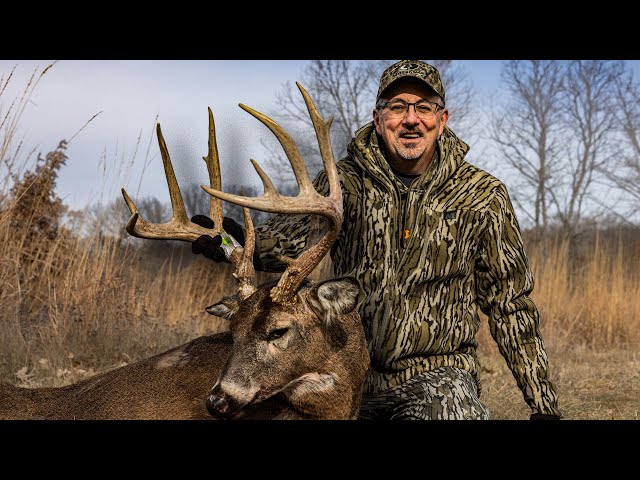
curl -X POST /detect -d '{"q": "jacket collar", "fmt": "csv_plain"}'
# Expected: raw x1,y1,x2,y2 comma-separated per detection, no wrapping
347,122,470,194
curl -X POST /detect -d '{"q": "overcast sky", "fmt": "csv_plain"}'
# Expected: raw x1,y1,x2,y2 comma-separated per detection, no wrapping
2,60,639,213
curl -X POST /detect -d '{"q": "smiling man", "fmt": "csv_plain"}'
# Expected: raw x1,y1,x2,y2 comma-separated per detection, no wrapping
192,60,562,420
373,68,448,175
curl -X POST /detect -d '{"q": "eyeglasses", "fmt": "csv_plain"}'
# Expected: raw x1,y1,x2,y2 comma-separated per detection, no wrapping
377,99,444,120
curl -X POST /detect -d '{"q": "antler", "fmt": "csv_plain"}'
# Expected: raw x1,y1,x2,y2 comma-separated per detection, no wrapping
121,108,257,299
202,82,342,305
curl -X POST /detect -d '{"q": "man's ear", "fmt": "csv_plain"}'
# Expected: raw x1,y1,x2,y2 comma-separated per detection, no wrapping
439,109,449,136
205,294,240,321
373,107,383,135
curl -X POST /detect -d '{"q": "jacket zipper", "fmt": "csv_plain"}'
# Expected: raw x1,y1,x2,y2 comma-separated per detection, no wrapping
390,180,402,273
397,178,420,267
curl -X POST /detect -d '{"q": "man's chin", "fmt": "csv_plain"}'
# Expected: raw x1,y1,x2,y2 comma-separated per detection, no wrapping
395,140,425,158
397,149,425,161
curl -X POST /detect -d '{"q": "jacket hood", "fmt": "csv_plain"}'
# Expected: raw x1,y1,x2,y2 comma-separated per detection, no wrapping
346,122,470,194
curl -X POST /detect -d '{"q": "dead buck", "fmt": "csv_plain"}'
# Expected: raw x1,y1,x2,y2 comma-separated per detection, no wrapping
0,83,369,420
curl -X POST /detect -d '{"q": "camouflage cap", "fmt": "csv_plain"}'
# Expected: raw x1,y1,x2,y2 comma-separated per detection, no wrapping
376,60,445,104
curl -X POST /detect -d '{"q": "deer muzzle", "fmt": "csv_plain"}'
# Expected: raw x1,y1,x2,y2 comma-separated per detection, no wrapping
206,385,243,419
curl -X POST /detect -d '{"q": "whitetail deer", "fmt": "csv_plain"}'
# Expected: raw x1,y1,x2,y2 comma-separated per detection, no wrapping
0,83,369,420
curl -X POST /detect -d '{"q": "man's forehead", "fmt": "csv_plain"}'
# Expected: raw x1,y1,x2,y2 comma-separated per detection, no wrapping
381,78,440,101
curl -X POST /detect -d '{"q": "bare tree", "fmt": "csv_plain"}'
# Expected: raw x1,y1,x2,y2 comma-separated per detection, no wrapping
274,61,382,159
489,60,565,233
182,182,210,221
259,61,382,189
82,197,129,241
491,60,631,236
605,69,640,221
550,60,626,234
429,60,476,145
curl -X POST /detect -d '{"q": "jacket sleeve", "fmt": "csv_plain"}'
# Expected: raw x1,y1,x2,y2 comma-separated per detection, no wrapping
253,169,332,272
475,183,563,417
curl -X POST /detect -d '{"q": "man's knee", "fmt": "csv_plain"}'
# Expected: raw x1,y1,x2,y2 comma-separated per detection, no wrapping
389,396,489,420
358,367,490,420
392,367,490,420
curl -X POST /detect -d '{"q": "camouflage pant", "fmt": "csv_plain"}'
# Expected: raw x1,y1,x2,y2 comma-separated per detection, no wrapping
358,366,490,420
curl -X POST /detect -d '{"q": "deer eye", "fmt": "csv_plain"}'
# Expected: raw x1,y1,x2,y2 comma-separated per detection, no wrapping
268,328,289,341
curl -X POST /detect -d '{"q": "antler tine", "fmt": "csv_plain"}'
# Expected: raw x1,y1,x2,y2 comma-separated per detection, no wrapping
201,164,339,227
121,122,223,242
204,107,224,228
201,84,342,305
296,82,341,206
156,123,189,224
229,206,256,300
268,84,342,304
238,102,314,195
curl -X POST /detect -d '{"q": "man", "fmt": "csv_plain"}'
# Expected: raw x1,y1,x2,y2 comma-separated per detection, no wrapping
192,60,562,420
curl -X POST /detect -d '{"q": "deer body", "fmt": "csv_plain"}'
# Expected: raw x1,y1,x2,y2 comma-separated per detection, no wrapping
0,334,231,420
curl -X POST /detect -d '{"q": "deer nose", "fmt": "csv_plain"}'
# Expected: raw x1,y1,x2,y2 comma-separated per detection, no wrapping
206,393,230,418
206,384,237,419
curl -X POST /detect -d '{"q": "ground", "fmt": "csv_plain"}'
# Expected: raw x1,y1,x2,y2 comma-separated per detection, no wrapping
479,342,639,420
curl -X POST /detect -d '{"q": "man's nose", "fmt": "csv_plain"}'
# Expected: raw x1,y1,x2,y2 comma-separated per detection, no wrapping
402,104,420,124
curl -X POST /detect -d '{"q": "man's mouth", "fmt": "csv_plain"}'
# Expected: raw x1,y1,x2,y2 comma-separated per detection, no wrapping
400,132,422,139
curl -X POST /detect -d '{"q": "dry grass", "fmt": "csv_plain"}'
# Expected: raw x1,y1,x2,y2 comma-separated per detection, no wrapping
478,338,640,420
0,228,319,388
0,63,231,387
526,234,640,349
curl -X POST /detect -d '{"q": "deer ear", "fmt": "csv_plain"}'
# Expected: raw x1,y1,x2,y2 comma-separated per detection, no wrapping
205,294,240,321
310,277,362,350
315,277,362,316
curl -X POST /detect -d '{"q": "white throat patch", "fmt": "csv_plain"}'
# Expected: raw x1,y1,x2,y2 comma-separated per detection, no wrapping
283,372,337,399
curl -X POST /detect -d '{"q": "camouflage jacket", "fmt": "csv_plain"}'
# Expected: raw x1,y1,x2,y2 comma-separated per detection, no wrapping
255,122,562,417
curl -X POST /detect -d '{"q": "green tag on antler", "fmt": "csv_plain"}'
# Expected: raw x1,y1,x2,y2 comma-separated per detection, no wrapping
220,231,242,259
